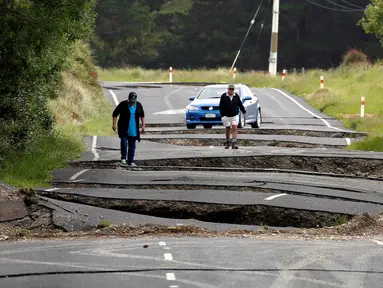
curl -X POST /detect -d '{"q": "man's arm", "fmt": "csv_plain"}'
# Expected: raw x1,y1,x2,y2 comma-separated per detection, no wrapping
140,117,145,133
138,102,145,133
237,94,246,114
219,94,224,116
112,103,120,131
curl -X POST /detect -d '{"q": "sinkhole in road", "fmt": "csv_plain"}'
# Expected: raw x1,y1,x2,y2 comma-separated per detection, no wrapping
145,138,345,149
38,191,352,229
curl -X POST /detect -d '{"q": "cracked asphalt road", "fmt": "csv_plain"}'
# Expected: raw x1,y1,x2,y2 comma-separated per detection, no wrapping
1,238,383,287
2,82,383,287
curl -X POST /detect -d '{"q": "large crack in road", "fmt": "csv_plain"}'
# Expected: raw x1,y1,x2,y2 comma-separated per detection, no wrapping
71,155,383,178
36,191,352,228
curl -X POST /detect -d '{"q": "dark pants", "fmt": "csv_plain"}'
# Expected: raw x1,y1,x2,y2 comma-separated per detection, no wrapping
120,137,137,164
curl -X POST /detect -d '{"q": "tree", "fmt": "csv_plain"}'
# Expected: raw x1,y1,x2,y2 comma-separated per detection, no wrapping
359,0,383,44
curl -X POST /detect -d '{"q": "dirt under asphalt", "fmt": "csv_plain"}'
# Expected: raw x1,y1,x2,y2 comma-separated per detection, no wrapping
1,185,383,242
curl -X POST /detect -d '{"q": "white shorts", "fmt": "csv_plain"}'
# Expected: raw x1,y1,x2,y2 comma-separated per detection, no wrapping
222,115,239,127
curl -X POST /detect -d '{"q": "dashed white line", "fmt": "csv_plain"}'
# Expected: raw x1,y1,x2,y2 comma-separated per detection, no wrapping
159,241,166,246
270,88,345,132
45,188,59,192
164,253,173,261
264,193,287,201
109,89,119,107
169,286,179,288
91,136,100,161
345,138,351,146
166,273,176,281
373,240,383,245
69,169,89,181
164,247,171,250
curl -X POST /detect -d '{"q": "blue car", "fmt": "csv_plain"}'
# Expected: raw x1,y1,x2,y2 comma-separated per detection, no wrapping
185,84,262,129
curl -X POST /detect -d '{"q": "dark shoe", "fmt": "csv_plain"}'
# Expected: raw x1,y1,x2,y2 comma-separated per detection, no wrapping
232,142,238,149
225,140,231,149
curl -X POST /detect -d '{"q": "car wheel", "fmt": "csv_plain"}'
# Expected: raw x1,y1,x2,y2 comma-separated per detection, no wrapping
203,124,213,129
238,113,245,128
251,109,261,128
187,124,196,129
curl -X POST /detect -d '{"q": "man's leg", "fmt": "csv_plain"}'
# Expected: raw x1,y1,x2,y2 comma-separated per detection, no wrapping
120,137,128,163
231,115,239,149
127,136,137,165
222,116,231,149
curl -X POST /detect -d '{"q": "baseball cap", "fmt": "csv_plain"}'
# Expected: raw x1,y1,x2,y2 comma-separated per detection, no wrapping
228,84,235,89
128,92,137,102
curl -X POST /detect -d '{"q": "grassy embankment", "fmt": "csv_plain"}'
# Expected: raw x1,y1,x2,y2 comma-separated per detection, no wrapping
98,62,383,152
0,42,113,187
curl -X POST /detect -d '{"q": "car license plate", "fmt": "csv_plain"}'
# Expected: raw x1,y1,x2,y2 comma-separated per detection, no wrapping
205,114,216,118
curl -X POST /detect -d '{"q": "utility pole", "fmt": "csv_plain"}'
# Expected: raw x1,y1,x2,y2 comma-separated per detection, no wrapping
268,0,279,76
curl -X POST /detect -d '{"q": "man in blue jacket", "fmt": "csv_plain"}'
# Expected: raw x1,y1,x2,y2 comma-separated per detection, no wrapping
112,92,145,166
219,84,246,149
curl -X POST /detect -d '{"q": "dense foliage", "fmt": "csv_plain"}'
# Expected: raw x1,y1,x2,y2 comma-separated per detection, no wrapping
0,0,96,157
91,0,382,70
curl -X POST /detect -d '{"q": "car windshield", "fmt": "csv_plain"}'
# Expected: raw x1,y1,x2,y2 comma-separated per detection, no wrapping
197,87,238,99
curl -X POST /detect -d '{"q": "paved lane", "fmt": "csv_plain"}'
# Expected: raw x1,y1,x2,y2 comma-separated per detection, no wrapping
1,238,383,287
253,88,345,129
104,83,349,132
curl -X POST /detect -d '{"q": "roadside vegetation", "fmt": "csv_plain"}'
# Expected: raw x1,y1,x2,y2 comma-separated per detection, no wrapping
0,2,112,188
98,49,383,152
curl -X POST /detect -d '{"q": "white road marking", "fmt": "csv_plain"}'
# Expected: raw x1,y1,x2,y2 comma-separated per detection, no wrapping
159,241,166,246
45,188,59,192
109,90,119,107
91,136,100,161
170,286,179,288
166,273,176,281
164,253,173,261
373,240,383,245
264,193,287,201
270,88,345,132
70,179,84,183
164,247,171,250
69,169,89,181
345,138,351,145
164,87,184,109
153,109,186,115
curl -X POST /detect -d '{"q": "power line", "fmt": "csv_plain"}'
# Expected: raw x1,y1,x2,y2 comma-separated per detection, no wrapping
324,0,364,10
305,0,364,12
339,0,365,9
230,0,264,70
253,0,272,54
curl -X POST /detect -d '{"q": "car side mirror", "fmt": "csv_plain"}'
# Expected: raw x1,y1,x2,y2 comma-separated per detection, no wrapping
189,96,196,101
244,95,252,101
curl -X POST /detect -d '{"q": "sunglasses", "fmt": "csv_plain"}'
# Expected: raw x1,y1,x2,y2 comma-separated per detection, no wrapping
228,88,234,90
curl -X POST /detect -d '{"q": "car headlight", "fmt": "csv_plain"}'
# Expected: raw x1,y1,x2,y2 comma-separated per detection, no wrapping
186,105,199,111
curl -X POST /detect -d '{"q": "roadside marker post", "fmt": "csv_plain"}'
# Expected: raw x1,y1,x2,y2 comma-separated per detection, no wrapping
233,67,237,79
320,75,324,89
361,97,365,118
282,69,286,80
169,67,173,83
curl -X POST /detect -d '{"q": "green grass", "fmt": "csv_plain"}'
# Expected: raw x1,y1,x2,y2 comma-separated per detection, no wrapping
0,132,82,188
96,219,112,229
98,65,383,151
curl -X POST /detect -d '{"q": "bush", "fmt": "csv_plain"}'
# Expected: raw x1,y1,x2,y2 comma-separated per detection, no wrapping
0,1,96,158
341,49,369,67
